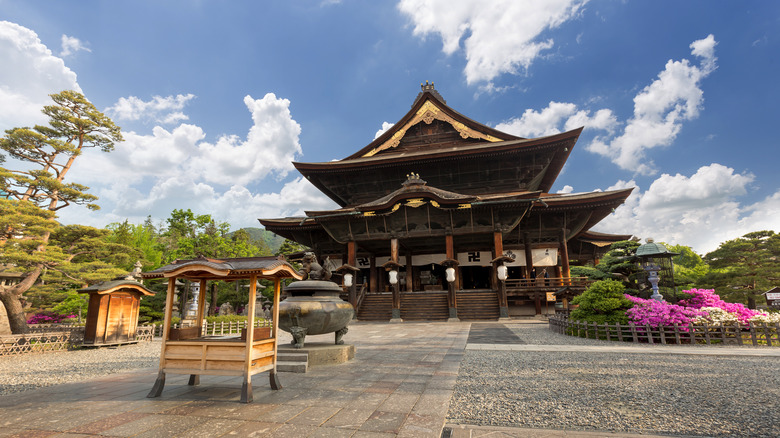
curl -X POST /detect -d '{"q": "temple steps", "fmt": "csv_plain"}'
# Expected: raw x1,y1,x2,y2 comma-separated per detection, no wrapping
456,290,500,320
357,293,393,321
400,292,449,321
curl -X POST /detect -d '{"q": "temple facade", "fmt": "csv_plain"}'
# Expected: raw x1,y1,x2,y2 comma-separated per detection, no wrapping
260,83,632,320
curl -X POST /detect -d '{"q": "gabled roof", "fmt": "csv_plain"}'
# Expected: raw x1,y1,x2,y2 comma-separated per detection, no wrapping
346,81,519,159
141,256,303,281
78,280,155,296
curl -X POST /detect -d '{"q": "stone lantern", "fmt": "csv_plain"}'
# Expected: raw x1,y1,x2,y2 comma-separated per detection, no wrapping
635,239,679,301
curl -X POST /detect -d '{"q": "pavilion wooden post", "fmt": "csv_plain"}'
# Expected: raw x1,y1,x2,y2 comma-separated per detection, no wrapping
240,274,258,403
148,277,176,398
188,279,208,386
523,232,534,281
560,228,571,286
269,278,282,390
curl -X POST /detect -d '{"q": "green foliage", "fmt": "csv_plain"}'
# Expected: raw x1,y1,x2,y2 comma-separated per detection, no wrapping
570,279,632,324
105,218,163,270
204,315,249,324
702,230,780,309
570,265,610,281
596,240,642,289
50,291,88,320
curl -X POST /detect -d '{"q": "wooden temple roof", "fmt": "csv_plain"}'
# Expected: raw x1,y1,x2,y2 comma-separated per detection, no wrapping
293,85,580,207
141,256,303,282
78,280,155,296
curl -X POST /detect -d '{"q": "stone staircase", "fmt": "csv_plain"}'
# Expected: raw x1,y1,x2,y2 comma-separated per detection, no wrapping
456,290,500,320
400,292,449,321
357,293,393,321
276,350,308,373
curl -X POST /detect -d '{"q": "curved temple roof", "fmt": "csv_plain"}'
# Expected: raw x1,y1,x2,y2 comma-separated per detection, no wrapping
141,256,303,281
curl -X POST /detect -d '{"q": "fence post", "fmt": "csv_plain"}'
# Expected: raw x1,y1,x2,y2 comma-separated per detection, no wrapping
617,322,623,342
749,322,758,346
672,323,681,344
630,323,638,343
646,324,653,344
659,325,666,345
735,323,743,346
763,322,770,346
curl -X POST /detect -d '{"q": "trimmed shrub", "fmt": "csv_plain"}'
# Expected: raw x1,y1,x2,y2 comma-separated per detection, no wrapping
570,279,632,324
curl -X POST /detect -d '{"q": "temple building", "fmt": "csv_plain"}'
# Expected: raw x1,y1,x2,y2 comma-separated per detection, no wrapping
260,83,632,321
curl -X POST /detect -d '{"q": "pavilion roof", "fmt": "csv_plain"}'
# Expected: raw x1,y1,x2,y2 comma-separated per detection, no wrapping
141,256,303,282
78,280,155,296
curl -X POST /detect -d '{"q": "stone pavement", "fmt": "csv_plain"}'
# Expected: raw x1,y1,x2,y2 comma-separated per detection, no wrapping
2,320,774,437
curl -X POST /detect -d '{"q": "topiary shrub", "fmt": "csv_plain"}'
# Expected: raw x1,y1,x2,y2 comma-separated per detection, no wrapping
569,279,632,325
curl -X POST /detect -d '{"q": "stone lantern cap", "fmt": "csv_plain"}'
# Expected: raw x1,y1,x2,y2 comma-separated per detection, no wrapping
636,238,679,258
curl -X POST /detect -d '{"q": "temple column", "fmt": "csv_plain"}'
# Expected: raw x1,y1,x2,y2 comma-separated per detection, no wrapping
347,241,357,307
560,228,571,286
493,231,509,318
370,255,377,293
445,234,458,320
523,232,534,281
405,252,413,292
389,238,402,321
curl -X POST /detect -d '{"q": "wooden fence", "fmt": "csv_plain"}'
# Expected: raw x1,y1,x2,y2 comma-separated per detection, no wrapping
157,319,273,337
1,324,156,356
548,315,780,347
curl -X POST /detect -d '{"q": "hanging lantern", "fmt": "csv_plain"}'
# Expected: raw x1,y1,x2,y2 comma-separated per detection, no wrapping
343,273,353,287
497,264,508,281
388,269,398,285
445,267,456,283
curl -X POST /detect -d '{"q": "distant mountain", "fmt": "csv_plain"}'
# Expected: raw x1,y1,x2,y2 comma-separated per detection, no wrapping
236,227,286,253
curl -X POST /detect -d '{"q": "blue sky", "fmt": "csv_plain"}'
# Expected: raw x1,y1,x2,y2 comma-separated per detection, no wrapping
1,1,779,254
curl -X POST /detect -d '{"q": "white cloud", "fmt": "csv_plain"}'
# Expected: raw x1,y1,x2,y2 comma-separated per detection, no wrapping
587,35,718,175
189,93,302,186
594,163,778,254
60,34,91,57
374,121,394,139
106,94,195,125
0,21,81,130
398,0,588,85
494,101,616,137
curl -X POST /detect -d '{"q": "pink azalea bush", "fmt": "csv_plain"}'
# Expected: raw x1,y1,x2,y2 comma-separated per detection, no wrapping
625,289,770,328
624,295,706,330
26,311,77,325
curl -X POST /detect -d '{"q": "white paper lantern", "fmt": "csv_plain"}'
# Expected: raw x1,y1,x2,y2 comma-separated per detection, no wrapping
497,264,508,281
389,269,398,285
344,273,353,287
445,267,456,283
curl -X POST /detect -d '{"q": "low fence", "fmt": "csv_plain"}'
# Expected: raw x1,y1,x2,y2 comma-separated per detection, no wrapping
1,324,157,356
548,315,780,347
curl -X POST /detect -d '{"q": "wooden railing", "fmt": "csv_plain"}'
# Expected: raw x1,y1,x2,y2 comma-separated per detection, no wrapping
505,276,593,289
548,315,780,347
355,283,368,312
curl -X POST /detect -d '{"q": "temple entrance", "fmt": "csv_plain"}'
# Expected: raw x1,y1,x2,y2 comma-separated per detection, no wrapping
460,266,492,290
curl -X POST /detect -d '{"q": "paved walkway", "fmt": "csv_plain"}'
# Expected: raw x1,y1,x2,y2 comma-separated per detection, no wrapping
1,321,773,437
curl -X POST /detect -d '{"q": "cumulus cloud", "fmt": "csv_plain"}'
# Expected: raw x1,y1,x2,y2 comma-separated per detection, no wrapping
587,35,718,175
374,121,394,139
495,101,617,137
60,34,91,57
0,21,81,130
398,0,588,85
106,94,195,125
593,163,779,254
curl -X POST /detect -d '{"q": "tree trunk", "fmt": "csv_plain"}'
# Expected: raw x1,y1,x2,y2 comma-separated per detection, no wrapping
747,294,756,310
0,289,30,334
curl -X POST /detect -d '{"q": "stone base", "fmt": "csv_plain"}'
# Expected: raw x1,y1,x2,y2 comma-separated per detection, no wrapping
278,343,355,367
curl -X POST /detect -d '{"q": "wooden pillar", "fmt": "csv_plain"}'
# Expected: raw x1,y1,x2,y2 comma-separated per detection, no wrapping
148,277,176,398
269,278,282,390
188,279,208,386
347,241,357,306
494,231,509,319
390,238,401,320
554,266,563,286
405,252,413,292
535,293,542,315
560,228,571,286
241,274,258,403
444,234,458,320
370,255,377,293
523,232,534,280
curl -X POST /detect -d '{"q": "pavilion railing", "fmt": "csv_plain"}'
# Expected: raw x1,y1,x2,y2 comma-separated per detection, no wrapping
159,319,273,337
548,314,780,347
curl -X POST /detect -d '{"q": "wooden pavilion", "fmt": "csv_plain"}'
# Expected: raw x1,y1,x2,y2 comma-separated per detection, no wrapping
78,279,155,346
141,256,302,403
260,83,633,320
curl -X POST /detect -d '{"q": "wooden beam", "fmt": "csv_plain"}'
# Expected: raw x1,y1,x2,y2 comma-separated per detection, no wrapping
523,232,534,279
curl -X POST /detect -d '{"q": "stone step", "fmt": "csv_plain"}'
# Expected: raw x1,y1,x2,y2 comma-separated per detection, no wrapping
276,360,307,373
277,352,309,362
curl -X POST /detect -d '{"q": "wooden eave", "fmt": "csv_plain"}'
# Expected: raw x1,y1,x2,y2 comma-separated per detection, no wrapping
78,281,155,296
141,256,303,282
346,89,519,160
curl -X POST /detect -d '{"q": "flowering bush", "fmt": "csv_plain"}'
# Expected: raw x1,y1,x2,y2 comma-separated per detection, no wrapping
694,307,739,326
747,312,780,325
26,311,77,325
678,289,760,324
624,295,706,330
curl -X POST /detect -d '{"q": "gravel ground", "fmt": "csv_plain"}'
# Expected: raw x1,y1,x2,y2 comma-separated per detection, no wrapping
0,340,160,395
449,321,780,438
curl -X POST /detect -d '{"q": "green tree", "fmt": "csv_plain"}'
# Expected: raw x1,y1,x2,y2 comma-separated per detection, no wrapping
569,279,632,324
105,218,163,270
702,230,780,309
596,240,642,289
0,90,122,333
665,243,709,290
